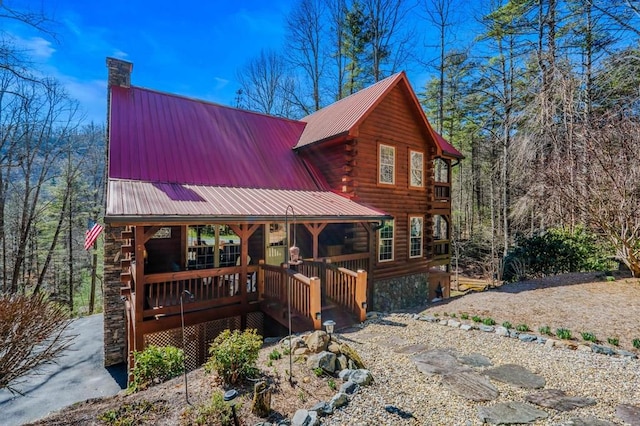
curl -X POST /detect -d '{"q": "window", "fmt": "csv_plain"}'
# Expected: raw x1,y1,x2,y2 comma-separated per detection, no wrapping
379,144,395,184
378,220,394,262
409,216,423,258
434,158,449,183
409,150,424,188
186,224,240,269
433,215,448,240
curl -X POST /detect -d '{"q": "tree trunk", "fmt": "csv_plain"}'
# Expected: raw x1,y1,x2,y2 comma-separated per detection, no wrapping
251,380,272,417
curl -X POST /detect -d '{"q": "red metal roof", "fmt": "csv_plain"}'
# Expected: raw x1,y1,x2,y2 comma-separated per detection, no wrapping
295,72,463,159
106,179,390,223
109,86,319,190
296,72,404,148
434,132,464,159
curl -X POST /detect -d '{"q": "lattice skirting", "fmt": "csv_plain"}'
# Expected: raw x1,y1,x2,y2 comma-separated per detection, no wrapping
143,313,264,371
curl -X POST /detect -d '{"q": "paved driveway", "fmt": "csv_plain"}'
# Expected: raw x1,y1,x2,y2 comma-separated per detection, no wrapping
0,314,126,426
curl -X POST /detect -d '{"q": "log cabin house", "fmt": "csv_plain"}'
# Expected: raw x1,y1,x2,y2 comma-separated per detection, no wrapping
103,58,463,370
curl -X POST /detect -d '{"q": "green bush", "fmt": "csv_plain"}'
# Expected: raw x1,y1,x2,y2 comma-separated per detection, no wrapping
581,332,597,342
128,345,184,393
460,313,469,320
539,326,552,336
503,227,613,282
471,315,482,323
482,317,496,326
516,324,530,332
502,321,513,329
607,337,619,346
268,349,282,360
556,328,572,340
633,338,640,350
205,329,262,385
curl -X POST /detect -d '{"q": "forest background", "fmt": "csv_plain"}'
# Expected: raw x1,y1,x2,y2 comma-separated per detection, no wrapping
2,0,639,316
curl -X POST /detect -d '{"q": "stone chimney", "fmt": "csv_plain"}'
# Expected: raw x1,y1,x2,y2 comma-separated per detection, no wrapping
106,57,133,88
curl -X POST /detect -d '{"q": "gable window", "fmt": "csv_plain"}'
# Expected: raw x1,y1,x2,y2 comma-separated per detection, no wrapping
379,144,395,185
378,220,394,262
409,216,423,258
433,215,448,240
409,150,424,188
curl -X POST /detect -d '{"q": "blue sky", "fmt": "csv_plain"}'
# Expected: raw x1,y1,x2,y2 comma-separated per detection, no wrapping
5,0,294,123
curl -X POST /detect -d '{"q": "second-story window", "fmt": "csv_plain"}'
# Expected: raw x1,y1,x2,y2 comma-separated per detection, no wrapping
409,150,424,188
379,144,395,185
434,158,449,183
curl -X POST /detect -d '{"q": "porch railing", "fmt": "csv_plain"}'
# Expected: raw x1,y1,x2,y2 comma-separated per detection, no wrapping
140,265,259,319
261,264,322,330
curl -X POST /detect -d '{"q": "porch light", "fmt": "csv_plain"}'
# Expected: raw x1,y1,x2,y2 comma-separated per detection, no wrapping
361,302,367,310
323,320,336,340
315,312,321,321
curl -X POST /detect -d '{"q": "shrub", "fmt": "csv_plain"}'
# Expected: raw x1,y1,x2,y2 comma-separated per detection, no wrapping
482,317,496,326
450,313,457,318
503,227,614,282
189,392,235,426
607,337,619,346
460,313,469,320
313,367,324,377
0,293,74,394
502,321,513,329
516,324,530,332
128,345,184,392
556,328,572,340
539,325,552,336
205,329,262,385
328,378,337,391
581,332,597,342
268,349,282,361
633,339,640,350
471,315,482,323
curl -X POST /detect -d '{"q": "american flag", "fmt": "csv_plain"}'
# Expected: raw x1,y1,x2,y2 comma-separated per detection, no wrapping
84,219,104,250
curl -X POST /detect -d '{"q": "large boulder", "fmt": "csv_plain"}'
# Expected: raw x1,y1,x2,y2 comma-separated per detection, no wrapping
307,351,337,373
305,331,329,353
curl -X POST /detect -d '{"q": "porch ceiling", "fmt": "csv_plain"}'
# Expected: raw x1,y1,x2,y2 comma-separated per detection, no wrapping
105,178,391,224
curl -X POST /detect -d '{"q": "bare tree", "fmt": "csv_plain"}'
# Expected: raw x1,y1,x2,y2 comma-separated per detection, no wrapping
0,292,74,394
236,49,295,117
285,0,327,113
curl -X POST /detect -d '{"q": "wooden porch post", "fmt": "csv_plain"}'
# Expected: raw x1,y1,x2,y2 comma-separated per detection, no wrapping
134,225,146,354
355,269,368,322
309,276,322,330
304,223,327,260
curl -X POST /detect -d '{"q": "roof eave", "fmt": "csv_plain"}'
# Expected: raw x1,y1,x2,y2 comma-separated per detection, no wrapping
105,213,393,226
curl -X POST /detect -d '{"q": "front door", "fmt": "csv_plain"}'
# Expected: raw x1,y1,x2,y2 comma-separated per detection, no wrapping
265,223,286,266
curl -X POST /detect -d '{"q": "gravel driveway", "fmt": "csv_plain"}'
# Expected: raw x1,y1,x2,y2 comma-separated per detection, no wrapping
0,314,126,426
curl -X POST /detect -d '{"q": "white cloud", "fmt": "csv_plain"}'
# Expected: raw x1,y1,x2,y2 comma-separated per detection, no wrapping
213,76,229,90
111,49,129,59
10,35,56,60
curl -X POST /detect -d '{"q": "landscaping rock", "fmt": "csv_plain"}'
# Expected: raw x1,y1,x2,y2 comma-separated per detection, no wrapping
479,325,495,332
329,392,348,410
292,409,319,426
545,339,556,348
525,389,596,411
460,324,474,331
457,353,493,368
591,344,616,356
616,404,640,426
305,331,329,353
336,354,348,371
563,417,615,426
327,342,341,354
616,349,638,359
365,311,383,320
338,369,352,381
447,319,461,328
518,334,537,343
485,364,546,389
495,326,509,337
477,402,548,424
339,342,366,369
412,349,463,375
536,336,547,344
442,370,499,401
508,330,520,338
439,319,448,325
577,344,591,352
394,344,429,354
418,315,439,323
339,380,359,395
309,401,332,416
349,369,373,386
307,351,336,373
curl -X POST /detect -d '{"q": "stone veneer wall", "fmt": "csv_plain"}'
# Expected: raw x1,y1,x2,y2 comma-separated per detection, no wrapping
103,224,126,366
372,272,429,312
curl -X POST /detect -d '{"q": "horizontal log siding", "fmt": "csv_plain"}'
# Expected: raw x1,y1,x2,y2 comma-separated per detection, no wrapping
354,84,437,280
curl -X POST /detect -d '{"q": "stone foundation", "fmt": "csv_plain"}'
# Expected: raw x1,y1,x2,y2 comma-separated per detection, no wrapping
372,273,429,312
103,224,126,366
